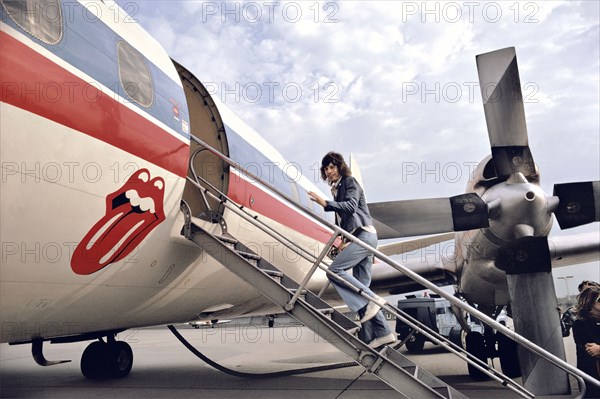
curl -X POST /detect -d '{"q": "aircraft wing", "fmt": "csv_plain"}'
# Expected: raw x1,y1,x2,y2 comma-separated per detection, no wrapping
369,234,457,295
369,256,456,296
377,233,455,256
549,231,600,268
368,230,599,297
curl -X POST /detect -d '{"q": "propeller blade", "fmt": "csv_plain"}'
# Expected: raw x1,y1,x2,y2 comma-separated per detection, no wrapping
553,181,600,229
476,47,536,179
369,193,488,239
495,235,571,394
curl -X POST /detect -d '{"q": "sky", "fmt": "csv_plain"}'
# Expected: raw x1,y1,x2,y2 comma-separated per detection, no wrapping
118,0,599,297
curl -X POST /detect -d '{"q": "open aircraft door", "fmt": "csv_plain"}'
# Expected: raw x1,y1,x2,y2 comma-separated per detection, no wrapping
174,61,230,222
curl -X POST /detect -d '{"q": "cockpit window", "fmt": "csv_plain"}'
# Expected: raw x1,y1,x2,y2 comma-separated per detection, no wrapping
1,0,63,45
117,40,154,108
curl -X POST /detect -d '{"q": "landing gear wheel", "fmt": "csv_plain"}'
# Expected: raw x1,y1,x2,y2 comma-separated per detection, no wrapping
405,333,425,353
497,333,521,378
81,340,133,379
108,341,133,378
466,331,488,380
81,341,107,379
449,326,467,349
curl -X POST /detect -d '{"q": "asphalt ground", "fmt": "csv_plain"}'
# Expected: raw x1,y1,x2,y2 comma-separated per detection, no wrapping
0,322,584,399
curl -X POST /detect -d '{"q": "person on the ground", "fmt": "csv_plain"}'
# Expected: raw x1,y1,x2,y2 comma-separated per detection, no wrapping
572,285,600,398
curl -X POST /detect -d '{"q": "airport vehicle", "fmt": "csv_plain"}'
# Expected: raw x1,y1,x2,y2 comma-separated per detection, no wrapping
395,296,484,353
188,319,230,329
395,296,519,379
1,1,599,396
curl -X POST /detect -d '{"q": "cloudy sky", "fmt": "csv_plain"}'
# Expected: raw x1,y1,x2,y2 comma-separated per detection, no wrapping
119,0,599,296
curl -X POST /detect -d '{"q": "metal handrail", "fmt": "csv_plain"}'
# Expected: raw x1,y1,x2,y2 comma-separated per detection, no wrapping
188,134,599,393
186,172,535,396
188,147,214,213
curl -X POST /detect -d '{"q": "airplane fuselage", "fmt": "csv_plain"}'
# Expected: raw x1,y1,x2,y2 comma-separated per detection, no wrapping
0,1,333,344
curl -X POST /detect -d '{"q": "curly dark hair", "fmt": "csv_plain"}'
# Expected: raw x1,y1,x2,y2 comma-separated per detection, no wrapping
574,285,600,320
578,280,599,293
319,151,352,181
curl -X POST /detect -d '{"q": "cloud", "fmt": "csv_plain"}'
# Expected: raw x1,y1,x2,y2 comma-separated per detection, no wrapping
126,2,597,195
116,0,599,297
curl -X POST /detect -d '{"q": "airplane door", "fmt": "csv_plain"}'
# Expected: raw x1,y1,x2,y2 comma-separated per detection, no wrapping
174,61,230,221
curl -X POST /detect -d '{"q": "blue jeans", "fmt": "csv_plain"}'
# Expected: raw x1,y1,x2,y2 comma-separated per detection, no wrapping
328,229,392,341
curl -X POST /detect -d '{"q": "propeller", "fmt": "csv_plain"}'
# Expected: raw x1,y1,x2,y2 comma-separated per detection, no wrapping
367,46,597,395
477,48,586,394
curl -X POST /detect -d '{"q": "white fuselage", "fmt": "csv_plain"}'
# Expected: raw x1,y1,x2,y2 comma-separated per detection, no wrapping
0,2,333,344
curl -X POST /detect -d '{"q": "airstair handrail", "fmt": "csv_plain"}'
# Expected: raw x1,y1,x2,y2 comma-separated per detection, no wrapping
185,177,537,398
188,134,599,392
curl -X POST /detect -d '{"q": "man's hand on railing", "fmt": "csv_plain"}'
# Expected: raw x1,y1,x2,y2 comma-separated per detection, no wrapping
308,191,327,208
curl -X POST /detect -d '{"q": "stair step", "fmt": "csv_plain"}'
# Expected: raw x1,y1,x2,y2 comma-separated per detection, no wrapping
260,268,284,278
261,269,283,283
288,288,307,302
216,235,238,245
319,307,335,315
346,326,361,335
236,251,261,262
432,387,452,397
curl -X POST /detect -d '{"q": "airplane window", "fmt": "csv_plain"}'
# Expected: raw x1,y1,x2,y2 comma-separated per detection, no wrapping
1,0,63,45
117,40,154,108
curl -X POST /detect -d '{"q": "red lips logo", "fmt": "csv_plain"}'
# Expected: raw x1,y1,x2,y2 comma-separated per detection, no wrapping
71,169,166,275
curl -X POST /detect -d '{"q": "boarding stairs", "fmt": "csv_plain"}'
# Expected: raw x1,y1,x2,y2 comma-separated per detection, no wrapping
182,135,597,399
181,204,467,399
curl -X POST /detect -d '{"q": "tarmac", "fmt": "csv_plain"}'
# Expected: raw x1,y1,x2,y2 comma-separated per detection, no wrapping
0,321,585,399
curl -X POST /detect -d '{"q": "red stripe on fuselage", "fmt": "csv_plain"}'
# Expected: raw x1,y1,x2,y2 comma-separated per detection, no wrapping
1,32,335,246
0,31,189,177
227,172,336,245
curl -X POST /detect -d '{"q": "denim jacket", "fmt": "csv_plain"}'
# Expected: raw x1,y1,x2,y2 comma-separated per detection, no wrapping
324,176,374,234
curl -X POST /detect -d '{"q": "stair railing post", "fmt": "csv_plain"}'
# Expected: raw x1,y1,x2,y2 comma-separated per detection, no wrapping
317,282,330,298
189,148,213,213
285,232,340,311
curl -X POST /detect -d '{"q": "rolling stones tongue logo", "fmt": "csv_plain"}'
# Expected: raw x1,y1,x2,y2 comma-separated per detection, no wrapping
71,169,166,275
